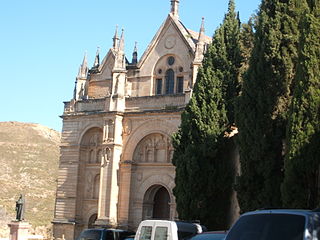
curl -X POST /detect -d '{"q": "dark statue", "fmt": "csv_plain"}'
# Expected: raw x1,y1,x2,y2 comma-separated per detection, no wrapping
15,194,25,221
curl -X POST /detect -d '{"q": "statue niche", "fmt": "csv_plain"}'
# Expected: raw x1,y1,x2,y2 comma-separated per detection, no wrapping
133,133,172,163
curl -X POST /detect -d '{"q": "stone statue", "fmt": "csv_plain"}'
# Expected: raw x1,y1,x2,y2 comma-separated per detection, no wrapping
15,194,25,221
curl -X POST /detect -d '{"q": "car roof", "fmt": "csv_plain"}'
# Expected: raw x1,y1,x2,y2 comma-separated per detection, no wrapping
200,231,227,235
241,209,317,217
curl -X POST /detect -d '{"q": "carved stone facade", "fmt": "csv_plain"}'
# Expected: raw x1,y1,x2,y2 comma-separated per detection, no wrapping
53,1,211,239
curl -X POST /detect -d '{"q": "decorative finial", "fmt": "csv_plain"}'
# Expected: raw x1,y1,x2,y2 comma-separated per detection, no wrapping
93,46,100,68
170,0,180,18
113,25,119,49
119,29,125,52
198,17,205,42
132,42,138,64
78,51,88,79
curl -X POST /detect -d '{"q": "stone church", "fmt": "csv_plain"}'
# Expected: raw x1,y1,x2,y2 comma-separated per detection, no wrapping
53,1,211,239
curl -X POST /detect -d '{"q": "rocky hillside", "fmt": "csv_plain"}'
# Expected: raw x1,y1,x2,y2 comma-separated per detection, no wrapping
0,122,60,238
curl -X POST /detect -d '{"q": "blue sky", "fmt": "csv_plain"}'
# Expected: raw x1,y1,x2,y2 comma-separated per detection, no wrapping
0,0,260,132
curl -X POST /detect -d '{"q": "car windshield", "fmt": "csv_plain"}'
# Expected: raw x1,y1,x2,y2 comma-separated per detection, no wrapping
188,233,226,240
79,230,102,240
225,213,305,240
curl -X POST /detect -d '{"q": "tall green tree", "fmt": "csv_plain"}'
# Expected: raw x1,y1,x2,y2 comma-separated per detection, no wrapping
235,0,304,212
282,4,320,209
172,0,241,230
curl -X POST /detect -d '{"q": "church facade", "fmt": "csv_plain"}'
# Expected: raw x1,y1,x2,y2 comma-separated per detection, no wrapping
53,1,211,239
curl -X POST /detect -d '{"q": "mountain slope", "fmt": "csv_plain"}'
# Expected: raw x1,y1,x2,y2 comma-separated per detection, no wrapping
0,121,60,237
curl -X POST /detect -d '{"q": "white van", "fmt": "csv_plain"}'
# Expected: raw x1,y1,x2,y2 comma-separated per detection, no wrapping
134,220,206,240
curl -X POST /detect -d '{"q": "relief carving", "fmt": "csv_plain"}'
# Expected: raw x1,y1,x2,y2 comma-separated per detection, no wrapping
133,133,172,163
123,119,132,135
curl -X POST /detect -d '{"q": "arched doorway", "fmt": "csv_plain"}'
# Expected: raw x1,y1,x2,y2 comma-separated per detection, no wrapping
143,185,170,220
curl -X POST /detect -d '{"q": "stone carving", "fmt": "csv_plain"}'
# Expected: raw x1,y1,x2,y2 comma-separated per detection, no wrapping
133,133,172,163
103,120,114,143
15,194,25,221
123,119,132,135
102,147,112,167
165,35,176,49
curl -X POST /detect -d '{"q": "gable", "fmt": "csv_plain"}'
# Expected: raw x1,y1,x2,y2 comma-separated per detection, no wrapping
137,15,198,77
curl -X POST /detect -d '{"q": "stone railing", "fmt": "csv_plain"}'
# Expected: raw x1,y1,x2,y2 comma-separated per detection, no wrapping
125,94,186,111
63,98,106,113
63,94,188,114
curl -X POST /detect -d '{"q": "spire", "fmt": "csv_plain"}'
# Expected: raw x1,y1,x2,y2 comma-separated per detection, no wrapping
194,18,206,63
113,25,119,49
93,46,100,68
170,0,179,18
118,29,125,53
77,52,88,79
132,42,138,64
114,29,126,70
198,17,205,43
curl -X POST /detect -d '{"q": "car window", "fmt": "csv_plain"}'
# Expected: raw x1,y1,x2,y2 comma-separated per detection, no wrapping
139,226,153,240
154,227,168,240
79,230,102,240
225,214,305,240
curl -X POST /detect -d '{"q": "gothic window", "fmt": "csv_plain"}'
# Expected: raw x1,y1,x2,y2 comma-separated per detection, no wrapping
177,76,184,93
156,79,162,95
165,69,175,94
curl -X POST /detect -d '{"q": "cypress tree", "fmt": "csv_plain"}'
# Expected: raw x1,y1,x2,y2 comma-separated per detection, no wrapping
282,4,320,208
235,0,302,212
172,0,241,229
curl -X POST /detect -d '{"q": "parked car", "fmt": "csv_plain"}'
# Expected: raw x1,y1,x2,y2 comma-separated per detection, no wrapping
224,209,320,240
186,231,227,240
135,220,207,240
78,228,135,240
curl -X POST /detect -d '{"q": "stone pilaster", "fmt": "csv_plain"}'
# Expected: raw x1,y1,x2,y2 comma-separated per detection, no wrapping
117,161,133,228
96,114,124,227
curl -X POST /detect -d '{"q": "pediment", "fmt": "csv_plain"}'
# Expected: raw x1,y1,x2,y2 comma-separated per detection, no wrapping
137,15,198,68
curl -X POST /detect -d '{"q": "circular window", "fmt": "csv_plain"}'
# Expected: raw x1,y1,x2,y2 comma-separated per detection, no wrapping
167,56,175,66
158,69,162,74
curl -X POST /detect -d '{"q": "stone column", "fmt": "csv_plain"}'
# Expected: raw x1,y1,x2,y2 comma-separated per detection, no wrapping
8,221,31,240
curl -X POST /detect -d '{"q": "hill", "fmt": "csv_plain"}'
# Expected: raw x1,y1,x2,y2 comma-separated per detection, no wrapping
0,122,60,238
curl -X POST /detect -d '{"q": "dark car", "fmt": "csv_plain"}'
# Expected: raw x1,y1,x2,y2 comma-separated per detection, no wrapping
78,228,135,240
225,209,320,240
186,231,227,240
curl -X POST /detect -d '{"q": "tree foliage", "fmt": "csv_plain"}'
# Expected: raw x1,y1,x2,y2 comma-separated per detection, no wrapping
281,5,320,208
172,0,241,230
235,0,304,212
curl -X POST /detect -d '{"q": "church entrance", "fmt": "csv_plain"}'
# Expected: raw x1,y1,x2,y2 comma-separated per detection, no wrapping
142,185,170,220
